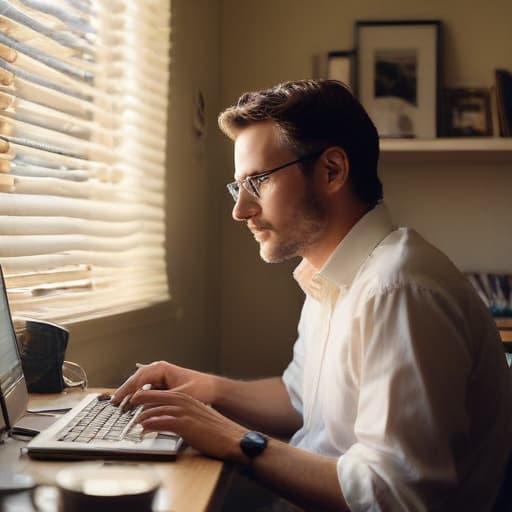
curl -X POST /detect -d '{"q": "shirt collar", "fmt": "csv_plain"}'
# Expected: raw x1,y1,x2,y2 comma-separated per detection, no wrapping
294,203,394,300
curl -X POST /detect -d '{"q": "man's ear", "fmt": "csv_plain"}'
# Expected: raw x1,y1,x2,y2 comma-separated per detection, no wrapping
322,147,349,191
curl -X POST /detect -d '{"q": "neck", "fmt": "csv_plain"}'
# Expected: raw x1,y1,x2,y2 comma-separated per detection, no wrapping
303,200,372,269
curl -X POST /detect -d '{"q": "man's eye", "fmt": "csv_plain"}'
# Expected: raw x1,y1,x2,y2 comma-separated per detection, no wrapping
255,175,270,185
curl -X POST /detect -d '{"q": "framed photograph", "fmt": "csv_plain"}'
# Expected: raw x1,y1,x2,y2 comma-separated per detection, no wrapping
441,88,492,136
327,50,355,92
355,20,441,139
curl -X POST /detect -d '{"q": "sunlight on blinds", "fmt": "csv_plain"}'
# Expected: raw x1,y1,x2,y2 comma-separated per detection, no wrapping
0,0,171,323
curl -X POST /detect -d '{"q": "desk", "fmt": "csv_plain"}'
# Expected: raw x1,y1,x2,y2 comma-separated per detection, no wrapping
0,389,230,512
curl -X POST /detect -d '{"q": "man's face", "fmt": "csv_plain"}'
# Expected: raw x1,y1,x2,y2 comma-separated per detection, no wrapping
232,121,327,263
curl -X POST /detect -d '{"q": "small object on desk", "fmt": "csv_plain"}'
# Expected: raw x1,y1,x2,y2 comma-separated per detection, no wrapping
0,471,36,495
12,412,61,437
27,391,84,413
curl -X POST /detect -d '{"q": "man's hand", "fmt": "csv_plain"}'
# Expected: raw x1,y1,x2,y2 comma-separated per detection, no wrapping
111,361,215,408
112,367,347,511
132,389,248,462
112,361,301,438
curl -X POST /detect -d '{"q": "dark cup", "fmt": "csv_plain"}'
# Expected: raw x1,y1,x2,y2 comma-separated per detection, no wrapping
16,320,69,393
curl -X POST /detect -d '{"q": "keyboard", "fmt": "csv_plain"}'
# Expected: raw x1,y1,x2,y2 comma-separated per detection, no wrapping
56,394,155,444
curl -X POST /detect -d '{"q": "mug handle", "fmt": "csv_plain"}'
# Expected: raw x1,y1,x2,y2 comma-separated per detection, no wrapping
62,361,88,390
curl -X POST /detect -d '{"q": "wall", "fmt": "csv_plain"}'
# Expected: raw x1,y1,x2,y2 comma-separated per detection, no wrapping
66,0,224,386
65,0,512,385
218,0,512,378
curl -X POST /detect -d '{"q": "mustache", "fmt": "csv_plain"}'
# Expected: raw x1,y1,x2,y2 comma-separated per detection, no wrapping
247,220,273,231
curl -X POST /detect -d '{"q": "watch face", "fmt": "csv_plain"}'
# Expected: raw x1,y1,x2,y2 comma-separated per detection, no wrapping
240,431,268,458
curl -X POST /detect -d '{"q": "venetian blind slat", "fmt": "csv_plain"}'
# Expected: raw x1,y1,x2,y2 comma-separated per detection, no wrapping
0,0,171,322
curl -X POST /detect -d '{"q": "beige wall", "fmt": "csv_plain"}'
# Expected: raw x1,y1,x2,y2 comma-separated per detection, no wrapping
66,0,224,386
66,0,512,385
218,0,512,378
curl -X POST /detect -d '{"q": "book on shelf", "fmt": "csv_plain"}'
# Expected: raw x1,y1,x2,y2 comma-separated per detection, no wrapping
490,86,501,137
466,272,512,318
495,68,512,137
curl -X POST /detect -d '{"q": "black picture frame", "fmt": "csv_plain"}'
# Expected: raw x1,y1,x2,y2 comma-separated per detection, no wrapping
355,20,442,139
441,88,492,137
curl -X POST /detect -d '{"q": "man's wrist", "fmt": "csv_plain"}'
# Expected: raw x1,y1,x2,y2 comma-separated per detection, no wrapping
240,431,268,459
228,430,270,468
210,375,233,408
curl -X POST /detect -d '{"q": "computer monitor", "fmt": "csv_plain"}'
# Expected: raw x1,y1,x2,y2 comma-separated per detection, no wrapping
0,266,28,432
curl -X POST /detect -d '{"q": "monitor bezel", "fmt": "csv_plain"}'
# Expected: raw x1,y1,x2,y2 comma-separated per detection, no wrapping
0,265,28,431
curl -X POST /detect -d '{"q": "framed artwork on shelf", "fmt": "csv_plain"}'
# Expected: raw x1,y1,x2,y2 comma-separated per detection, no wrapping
441,88,492,137
355,20,442,139
327,50,355,92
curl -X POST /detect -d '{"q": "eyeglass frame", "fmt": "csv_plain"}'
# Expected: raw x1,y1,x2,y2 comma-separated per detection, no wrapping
226,149,324,202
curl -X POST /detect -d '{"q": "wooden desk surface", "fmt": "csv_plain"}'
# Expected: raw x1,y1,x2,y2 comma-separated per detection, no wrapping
0,388,229,512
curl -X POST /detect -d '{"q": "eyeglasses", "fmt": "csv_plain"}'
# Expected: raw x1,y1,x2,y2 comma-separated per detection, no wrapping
226,150,324,203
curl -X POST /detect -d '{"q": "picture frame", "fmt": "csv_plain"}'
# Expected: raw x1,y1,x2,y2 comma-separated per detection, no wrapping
355,20,442,139
327,50,355,92
441,88,492,137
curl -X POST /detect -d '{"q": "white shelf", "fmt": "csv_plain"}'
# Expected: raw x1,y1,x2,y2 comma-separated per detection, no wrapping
379,137,512,164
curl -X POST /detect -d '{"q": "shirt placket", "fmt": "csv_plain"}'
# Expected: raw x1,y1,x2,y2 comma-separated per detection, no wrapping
302,277,340,439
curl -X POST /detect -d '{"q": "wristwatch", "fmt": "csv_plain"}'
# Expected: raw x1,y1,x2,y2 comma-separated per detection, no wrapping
240,431,268,459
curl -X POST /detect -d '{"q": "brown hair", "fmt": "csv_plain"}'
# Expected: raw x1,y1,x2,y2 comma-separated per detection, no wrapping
218,79,382,207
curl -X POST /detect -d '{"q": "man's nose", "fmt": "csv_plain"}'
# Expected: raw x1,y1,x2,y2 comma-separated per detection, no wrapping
232,187,260,222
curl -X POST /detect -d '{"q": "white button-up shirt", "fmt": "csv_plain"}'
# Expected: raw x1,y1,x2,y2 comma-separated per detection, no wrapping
282,203,512,511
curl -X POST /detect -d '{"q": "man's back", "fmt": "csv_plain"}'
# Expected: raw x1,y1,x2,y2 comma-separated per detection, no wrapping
360,225,512,509
285,206,512,511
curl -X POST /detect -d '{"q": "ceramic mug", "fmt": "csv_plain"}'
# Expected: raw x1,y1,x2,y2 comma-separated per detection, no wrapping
53,464,160,511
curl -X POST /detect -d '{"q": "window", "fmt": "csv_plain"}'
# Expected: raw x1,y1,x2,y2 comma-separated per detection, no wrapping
0,0,171,323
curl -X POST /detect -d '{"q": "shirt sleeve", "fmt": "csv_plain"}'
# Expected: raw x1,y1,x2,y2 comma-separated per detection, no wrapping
337,283,472,512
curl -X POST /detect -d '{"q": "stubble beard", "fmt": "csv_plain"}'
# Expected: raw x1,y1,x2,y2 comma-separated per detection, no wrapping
257,187,327,264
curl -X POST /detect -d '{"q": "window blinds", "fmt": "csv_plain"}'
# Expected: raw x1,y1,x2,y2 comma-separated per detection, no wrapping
0,0,171,323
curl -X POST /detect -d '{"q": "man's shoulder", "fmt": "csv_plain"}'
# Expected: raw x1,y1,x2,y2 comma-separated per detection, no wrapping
353,227,464,299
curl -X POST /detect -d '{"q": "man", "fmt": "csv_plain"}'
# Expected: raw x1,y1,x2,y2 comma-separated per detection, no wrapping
113,80,512,511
